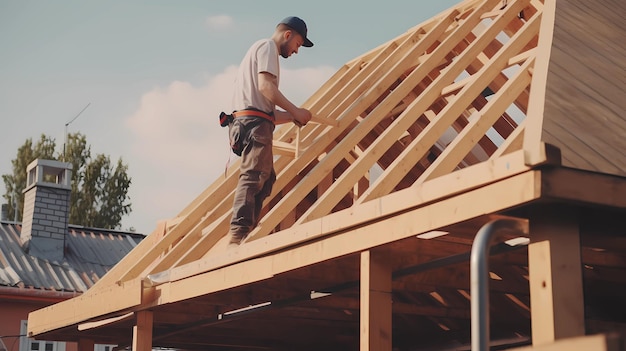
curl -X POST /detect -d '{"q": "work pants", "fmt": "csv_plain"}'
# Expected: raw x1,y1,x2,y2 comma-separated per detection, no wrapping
229,116,276,242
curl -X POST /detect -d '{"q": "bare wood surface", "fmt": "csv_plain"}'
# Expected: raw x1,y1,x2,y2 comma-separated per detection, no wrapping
528,207,585,345
28,278,142,336
526,0,626,176
360,250,392,351
132,311,153,351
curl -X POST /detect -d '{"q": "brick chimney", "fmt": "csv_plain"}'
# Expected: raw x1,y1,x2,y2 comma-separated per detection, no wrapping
21,159,72,262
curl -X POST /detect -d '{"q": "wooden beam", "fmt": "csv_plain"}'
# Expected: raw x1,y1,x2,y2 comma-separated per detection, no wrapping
490,119,526,159
273,140,297,157
78,312,134,331
85,220,167,292
509,48,536,66
132,310,153,351
360,250,392,351
528,206,585,345
523,0,555,165
28,278,142,336
310,114,339,126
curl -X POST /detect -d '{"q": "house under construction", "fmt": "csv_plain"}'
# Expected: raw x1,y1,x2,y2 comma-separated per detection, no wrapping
27,0,626,349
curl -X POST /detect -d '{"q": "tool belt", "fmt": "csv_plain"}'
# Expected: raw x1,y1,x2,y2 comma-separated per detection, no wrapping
221,108,275,156
219,108,275,127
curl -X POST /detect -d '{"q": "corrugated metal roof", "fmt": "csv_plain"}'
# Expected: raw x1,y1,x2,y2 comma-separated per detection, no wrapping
0,221,144,293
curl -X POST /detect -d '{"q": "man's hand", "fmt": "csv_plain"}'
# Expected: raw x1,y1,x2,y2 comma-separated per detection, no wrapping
292,108,312,127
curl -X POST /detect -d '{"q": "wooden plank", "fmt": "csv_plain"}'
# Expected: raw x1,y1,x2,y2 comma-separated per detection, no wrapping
293,58,367,146
78,312,134,331
273,140,297,157
86,220,167,292
168,211,231,267
522,0,555,165
360,250,392,351
28,278,142,336
310,114,339,126
509,48,536,66
528,207,585,345
153,253,274,306
132,310,153,351
441,73,473,96
359,1,538,203
490,119,526,159
149,170,542,305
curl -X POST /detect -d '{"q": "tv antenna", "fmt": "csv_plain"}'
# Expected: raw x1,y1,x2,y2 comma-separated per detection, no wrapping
63,102,91,162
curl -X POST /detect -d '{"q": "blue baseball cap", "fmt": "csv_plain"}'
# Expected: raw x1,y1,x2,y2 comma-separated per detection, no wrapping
279,16,313,47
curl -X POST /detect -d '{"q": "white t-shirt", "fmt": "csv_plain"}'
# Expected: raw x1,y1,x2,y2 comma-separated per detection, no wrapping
231,38,280,114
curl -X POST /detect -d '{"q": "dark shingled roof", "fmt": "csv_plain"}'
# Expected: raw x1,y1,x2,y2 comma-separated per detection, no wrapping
0,221,144,293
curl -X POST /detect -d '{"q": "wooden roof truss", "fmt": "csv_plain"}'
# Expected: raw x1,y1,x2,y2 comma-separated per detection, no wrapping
27,0,626,349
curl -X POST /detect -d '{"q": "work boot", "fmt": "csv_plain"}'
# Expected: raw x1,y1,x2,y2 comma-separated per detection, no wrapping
228,231,248,246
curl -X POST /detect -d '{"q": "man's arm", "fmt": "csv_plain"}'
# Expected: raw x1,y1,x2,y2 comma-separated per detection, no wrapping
258,72,312,125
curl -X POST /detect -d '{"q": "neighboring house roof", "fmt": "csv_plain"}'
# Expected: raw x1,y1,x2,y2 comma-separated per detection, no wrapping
0,221,144,293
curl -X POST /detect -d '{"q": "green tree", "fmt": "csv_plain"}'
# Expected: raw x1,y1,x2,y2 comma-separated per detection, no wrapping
2,133,132,229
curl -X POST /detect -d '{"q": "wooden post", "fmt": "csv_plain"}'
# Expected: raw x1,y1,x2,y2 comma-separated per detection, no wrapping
528,207,585,345
132,310,154,351
360,250,392,351
77,338,94,351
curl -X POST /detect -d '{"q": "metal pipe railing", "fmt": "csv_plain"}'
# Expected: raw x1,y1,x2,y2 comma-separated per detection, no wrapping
471,218,528,351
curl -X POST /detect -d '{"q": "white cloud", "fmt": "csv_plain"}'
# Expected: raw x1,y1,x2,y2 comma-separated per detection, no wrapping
123,64,336,233
205,15,234,30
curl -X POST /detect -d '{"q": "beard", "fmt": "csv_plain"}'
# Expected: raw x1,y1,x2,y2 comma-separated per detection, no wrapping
279,41,290,58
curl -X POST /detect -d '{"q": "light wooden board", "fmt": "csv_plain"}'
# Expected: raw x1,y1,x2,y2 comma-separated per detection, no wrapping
360,250,392,351
27,278,142,336
132,311,153,351
525,0,626,175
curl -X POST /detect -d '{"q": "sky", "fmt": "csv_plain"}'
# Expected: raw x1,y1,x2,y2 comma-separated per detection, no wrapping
0,0,460,235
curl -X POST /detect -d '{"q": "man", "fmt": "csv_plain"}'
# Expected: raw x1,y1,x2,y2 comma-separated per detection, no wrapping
227,16,313,245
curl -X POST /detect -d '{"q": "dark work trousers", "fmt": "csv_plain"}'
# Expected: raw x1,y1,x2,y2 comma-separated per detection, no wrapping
229,116,276,243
